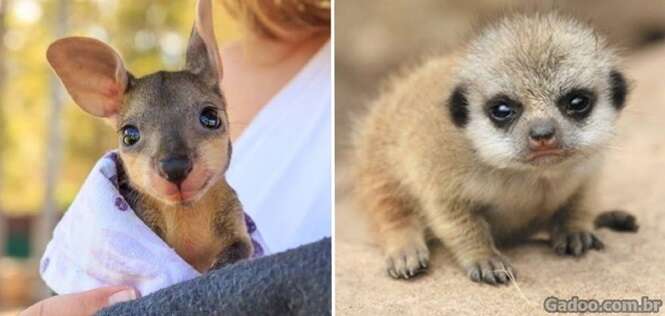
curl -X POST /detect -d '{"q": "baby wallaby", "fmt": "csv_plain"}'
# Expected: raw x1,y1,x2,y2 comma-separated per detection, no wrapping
46,0,251,272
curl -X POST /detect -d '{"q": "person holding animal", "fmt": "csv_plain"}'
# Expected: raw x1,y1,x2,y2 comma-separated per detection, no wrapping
21,0,331,315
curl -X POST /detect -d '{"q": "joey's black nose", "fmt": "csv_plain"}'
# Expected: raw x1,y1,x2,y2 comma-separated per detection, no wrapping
158,156,192,184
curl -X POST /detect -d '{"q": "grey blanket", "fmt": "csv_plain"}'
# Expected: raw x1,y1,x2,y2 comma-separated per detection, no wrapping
97,238,331,316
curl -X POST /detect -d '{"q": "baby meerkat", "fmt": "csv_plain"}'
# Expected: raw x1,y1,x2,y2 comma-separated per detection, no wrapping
351,13,629,285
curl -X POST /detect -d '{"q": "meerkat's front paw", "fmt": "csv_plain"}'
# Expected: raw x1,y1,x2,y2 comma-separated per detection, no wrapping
464,254,515,285
595,210,639,232
551,230,604,256
385,244,429,280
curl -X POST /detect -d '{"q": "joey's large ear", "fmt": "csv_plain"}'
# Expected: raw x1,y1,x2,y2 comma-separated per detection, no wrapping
186,0,223,90
47,37,129,119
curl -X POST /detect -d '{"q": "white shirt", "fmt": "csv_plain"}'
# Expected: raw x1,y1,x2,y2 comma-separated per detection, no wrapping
226,41,331,253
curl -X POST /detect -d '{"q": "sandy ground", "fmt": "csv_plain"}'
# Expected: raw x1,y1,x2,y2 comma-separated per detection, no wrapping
334,27,665,316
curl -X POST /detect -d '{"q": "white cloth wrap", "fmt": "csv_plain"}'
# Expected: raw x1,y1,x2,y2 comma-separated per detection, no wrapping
40,152,267,296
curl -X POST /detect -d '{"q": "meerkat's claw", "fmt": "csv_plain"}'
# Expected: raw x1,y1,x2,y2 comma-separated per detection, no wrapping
552,231,604,256
466,255,515,285
385,245,430,280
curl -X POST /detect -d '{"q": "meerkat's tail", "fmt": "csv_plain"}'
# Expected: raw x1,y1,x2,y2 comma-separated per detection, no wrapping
594,210,639,232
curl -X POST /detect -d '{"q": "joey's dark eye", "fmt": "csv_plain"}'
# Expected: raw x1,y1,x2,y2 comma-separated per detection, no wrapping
121,125,140,146
489,103,517,122
200,106,221,130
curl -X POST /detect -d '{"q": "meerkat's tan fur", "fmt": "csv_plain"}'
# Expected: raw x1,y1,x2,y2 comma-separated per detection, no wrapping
351,13,627,284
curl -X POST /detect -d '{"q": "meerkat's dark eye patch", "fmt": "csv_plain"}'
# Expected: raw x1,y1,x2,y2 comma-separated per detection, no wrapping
609,70,628,110
485,95,522,129
448,85,469,128
557,89,596,121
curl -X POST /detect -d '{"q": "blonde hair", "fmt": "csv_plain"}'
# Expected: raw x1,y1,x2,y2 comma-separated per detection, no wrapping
222,0,330,40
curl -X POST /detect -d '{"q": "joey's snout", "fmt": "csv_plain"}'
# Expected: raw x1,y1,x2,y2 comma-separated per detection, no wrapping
158,156,193,185
150,153,215,204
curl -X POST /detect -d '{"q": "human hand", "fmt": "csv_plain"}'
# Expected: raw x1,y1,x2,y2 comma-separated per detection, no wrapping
20,286,137,316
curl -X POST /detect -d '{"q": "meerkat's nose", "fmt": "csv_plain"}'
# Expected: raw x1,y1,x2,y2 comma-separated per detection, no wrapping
528,120,559,150
158,156,193,185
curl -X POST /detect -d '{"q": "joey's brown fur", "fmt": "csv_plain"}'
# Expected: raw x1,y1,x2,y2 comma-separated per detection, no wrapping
118,162,249,272
47,0,251,272
351,13,629,284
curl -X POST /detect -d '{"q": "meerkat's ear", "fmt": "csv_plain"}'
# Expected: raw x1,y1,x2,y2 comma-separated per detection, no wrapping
47,37,129,122
609,70,628,110
448,85,470,128
186,0,223,91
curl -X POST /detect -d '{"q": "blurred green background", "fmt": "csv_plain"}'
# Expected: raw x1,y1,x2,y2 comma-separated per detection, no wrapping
0,0,241,309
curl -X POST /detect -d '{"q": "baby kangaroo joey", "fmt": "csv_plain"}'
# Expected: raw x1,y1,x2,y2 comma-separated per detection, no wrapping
47,0,252,272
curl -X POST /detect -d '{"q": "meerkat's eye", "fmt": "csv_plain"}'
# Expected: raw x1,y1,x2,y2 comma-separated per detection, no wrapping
567,95,591,113
121,125,140,146
559,89,595,120
489,104,516,121
485,95,522,128
200,106,222,130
